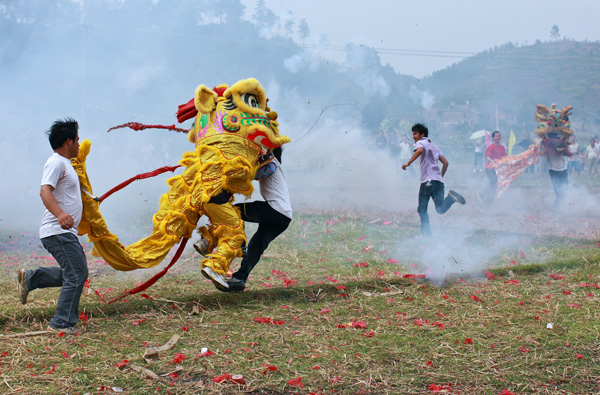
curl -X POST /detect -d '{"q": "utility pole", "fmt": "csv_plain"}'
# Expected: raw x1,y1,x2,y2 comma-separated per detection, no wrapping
495,103,499,131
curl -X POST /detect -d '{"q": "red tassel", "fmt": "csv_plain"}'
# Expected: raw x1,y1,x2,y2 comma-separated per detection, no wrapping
177,98,197,123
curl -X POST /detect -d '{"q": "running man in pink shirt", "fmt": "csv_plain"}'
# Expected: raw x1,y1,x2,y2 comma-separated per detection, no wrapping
402,123,466,236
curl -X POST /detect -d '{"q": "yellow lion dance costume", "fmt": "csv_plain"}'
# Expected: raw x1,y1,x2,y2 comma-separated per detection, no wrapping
72,78,290,283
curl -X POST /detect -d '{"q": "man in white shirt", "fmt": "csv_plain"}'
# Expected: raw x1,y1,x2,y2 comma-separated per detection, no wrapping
18,118,88,335
585,138,599,175
228,147,292,291
195,148,292,292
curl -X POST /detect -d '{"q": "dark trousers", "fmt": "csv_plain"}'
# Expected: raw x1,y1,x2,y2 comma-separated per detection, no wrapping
31,233,88,328
549,169,568,208
234,201,291,281
417,180,455,235
480,168,498,203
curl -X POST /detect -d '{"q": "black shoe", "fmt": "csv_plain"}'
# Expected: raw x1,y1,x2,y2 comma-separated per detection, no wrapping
226,278,246,292
448,190,466,205
18,269,30,305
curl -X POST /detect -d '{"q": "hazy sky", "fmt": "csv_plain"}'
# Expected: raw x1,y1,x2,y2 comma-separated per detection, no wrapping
241,0,600,78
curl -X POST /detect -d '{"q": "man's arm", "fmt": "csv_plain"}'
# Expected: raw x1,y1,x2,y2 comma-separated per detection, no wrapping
439,155,449,177
402,147,423,170
40,185,74,229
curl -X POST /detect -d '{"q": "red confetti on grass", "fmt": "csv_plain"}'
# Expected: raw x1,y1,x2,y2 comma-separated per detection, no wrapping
214,373,232,383
350,320,367,329
114,359,129,369
169,353,186,364
288,376,305,388
429,382,452,392
500,390,516,395
254,317,285,325
484,270,495,280
283,278,297,287
79,311,89,325
403,274,426,279
196,350,215,358
575,353,584,359
362,330,375,338
320,308,331,315
519,345,530,353
386,258,399,264
262,365,278,374
464,338,473,344
353,262,369,268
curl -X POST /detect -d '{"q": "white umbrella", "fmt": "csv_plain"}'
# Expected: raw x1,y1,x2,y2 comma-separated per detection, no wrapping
470,130,487,140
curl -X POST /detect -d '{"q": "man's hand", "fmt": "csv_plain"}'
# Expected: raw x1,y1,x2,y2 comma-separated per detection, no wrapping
56,212,75,229
402,163,409,170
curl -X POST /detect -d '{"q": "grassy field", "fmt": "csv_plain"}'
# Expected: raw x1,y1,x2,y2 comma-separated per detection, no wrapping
1,209,599,394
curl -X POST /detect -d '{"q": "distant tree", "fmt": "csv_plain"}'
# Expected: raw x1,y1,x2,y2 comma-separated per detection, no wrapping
283,11,294,37
550,25,560,40
253,0,277,26
214,0,245,23
298,18,310,45
379,117,393,138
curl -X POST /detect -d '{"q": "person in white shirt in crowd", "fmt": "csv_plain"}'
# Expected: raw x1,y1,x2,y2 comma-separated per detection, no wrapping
585,137,599,176
567,135,581,176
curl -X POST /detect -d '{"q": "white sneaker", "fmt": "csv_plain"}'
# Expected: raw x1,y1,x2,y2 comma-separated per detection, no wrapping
201,266,229,290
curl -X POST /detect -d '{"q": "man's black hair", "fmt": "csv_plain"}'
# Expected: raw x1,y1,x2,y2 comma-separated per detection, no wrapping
491,130,501,138
411,123,428,137
46,117,78,150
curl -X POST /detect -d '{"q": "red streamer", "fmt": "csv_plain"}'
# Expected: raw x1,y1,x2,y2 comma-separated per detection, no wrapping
107,122,189,134
98,165,181,203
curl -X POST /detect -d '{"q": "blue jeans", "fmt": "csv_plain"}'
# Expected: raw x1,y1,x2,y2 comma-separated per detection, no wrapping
417,180,455,235
30,233,88,328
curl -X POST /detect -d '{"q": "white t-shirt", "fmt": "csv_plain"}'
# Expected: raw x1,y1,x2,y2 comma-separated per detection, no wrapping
259,158,292,219
586,144,599,160
39,153,82,238
546,150,567,171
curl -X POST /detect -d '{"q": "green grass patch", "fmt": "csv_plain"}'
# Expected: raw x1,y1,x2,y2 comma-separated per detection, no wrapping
1,212,599,394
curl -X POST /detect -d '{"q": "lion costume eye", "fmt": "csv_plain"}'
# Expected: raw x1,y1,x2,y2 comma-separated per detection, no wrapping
242,93,260,108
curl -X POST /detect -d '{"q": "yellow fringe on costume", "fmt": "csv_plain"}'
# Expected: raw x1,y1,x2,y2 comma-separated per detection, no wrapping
73,78,290,275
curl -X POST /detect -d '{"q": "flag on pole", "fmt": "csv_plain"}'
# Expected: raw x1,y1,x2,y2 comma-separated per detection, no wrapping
508,130,516,155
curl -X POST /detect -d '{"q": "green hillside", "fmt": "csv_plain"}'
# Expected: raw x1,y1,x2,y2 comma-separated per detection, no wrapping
422,40,600,135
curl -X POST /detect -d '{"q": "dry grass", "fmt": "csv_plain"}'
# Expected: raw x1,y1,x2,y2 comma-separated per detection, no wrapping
1,211,599,394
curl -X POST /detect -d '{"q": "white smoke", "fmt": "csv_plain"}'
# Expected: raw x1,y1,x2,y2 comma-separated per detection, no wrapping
410,85,435,110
